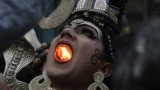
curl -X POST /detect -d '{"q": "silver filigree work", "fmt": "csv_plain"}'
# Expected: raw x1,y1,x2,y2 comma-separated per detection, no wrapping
73,0,119,24
88,71,109,90
3,38,36,90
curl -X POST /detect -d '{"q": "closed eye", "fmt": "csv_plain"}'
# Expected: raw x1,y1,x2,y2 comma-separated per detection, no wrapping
80,27,98,40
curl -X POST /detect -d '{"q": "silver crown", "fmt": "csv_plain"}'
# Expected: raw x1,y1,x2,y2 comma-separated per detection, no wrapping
72,0,120,24
39,0,119,29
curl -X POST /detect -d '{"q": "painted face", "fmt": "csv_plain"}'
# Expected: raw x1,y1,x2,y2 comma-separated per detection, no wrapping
46,19,104,88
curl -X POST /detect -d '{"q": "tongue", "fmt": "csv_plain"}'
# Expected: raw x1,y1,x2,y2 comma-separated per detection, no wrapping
54,44,72,63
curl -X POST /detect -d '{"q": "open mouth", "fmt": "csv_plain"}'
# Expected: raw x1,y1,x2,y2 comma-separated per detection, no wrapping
53,43,73,63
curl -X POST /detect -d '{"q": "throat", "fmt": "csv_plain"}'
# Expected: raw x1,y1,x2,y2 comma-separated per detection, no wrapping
49,85,87,90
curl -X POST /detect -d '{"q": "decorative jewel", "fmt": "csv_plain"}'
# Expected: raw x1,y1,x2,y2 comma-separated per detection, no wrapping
70,19,84,29
75,0,86,10
88,71,109,90
54,44,72,63
94,0,108,11
106,34,114,59
29,68,52,90
83,12,89,17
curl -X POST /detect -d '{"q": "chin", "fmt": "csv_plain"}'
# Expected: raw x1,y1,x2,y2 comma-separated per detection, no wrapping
46,64,74,81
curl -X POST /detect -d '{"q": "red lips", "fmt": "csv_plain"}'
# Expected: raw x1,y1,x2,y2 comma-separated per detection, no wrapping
54,43,72,63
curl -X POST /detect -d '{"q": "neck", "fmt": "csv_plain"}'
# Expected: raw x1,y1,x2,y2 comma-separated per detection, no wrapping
49,78,91,90
50,84,87,90
51,87,87,90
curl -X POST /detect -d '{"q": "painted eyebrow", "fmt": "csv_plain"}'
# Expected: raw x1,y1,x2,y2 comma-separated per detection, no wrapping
64,24,98,35
77,22,102,38
78,24,98,35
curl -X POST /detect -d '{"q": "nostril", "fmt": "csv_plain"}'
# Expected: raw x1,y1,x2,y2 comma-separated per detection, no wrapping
60,27,76,40
61,32,73,39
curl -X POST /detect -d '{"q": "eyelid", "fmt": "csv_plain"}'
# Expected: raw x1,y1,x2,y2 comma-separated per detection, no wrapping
77,25,99,38
76,22,102,38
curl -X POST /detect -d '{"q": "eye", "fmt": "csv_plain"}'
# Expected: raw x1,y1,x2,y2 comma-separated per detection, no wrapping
81,28,97,40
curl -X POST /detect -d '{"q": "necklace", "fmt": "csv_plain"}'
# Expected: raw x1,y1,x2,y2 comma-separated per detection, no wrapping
45,87,58,90
45,87,53,90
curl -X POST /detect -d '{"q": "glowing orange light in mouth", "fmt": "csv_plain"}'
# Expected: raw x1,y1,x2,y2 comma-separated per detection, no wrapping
54,44,72,63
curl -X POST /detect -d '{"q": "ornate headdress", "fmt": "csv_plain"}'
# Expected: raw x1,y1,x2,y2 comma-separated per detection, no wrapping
72,0,119,23
39,0,120,29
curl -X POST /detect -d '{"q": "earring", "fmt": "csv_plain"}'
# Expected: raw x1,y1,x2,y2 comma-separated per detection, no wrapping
88,71,109,90
29,68,52,90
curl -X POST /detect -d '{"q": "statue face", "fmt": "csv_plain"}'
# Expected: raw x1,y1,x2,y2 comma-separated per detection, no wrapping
46,20,104,88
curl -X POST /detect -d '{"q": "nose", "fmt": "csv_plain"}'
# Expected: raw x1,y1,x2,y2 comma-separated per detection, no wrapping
60,27,76,40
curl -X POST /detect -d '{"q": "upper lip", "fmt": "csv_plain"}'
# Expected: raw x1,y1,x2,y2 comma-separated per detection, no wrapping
56,40,73,52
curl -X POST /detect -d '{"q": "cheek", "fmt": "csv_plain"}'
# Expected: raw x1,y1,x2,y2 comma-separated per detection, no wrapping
77,40,95,55
75,39,103,65
46,38,58,63
78,38,103,54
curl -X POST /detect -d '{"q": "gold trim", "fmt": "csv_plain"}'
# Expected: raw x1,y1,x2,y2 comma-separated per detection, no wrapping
39,0,76,29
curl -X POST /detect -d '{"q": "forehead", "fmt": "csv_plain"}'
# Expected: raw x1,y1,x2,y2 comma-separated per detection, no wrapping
69,19,102,37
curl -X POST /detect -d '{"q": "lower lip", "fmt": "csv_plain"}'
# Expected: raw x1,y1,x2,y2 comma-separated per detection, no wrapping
53,44,72,63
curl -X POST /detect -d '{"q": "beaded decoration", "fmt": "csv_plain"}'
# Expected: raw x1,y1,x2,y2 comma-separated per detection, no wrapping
72,0,119,24
39,0,120,29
